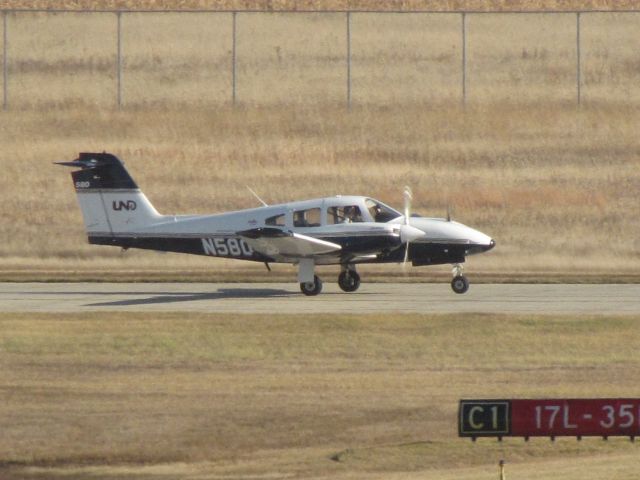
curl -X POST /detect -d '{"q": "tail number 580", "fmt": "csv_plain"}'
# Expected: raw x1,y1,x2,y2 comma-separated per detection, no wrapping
202,237,253,257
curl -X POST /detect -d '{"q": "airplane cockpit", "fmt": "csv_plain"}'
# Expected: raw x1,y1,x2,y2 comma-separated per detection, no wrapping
264,197,402,228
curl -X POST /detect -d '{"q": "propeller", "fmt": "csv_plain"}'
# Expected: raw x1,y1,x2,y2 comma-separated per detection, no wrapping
403,186,412,225
399,186,426,268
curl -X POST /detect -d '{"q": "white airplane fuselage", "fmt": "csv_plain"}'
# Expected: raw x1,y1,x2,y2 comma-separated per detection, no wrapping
88,195,494,266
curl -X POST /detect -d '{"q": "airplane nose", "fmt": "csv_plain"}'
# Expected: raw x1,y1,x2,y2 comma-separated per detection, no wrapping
468,238,495,255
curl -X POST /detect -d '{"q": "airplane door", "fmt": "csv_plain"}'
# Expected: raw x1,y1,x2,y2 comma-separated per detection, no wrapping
321,199,327,226
285,209,294,229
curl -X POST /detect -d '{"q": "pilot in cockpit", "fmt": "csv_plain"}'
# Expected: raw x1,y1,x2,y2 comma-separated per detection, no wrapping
344,206,362,223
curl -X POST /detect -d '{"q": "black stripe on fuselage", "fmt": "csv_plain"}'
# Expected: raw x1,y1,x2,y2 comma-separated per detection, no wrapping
88,235,272,263
88,233,399,263
88,234,472,267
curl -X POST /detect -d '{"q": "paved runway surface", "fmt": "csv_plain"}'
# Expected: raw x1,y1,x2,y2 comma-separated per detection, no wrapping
0,283,639,315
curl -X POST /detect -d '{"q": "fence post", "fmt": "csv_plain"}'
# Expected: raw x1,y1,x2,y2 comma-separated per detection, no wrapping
461,12,467,105
576,12,581,105
232,11,237,106
116,11,122,108
346,11,352,109
3,11,7,110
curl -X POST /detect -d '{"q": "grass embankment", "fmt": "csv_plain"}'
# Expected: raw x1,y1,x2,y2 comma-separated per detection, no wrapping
2,103,640,282
1,312,640,479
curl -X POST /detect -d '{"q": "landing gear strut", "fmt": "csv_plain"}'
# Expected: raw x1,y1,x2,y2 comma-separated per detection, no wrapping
300,275,323,296
338,266,361,292
451,263,469,294
298,259,322,296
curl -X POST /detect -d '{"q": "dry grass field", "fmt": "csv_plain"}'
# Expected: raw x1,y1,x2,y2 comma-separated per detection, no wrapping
2,102,640,282
0,12,639,281
2,311,640,479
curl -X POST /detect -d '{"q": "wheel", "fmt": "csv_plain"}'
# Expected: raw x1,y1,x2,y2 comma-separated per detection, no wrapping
300,275,323,296
338,270,361,292
451,275,469,294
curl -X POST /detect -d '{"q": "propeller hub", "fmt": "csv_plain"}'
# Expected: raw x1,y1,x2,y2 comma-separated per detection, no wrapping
400,224,426,244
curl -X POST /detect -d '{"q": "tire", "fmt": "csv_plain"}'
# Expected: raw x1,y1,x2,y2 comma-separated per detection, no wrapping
300,275,323,296
338,270,361,292
451,275,469,294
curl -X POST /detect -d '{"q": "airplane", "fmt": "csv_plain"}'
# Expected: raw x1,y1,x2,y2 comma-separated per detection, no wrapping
57,152,495,296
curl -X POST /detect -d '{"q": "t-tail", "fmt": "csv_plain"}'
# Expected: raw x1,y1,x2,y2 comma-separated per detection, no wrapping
57,153,163,238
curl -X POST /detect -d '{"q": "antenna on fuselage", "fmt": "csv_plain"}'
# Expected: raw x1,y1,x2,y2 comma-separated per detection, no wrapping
246,186,268,207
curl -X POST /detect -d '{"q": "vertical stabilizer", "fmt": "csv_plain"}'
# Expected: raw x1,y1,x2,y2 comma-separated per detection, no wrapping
57,153,162,235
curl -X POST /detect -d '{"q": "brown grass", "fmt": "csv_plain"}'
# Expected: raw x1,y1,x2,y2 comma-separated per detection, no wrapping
1,312,640,479
2,103,639,280
0,12,639,280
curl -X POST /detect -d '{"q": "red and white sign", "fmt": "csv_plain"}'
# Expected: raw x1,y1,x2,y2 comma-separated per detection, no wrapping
459,399,640,438
511,399,640,437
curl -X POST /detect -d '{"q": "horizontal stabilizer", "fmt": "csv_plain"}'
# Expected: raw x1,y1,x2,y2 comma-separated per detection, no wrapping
238,228,341,258
55,160,93,168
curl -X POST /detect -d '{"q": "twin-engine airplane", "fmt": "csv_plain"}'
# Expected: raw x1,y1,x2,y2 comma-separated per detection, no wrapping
58,153,495,296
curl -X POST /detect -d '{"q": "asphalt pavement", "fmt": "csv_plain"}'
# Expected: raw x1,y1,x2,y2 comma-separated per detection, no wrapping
0,282,638,315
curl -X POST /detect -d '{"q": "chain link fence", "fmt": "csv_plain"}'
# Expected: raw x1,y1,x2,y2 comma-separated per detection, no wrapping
2,10,639,109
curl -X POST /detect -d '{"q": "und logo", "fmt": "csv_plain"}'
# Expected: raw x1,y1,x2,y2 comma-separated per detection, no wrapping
112,200,137,211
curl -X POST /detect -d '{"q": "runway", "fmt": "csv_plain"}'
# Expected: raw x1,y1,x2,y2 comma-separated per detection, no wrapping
0,282,639,315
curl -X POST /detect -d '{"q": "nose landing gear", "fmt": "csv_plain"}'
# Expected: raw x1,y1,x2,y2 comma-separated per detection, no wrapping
451,263,469,294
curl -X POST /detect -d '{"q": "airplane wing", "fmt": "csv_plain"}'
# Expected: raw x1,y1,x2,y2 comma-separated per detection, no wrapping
237,228,341,258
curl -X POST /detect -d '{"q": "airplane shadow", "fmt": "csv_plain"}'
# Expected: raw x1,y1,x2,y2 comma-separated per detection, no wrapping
20,287,380,308
22,288,294,307
85,288,294,307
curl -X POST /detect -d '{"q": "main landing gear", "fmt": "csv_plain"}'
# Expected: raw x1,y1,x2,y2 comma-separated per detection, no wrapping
300,275,323,296
338,266,361,292
451,263,469,294
298,261,362,296
299,270,361,296
298,259,323,296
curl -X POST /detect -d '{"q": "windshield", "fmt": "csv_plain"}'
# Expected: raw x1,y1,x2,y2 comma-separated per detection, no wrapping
365,198,402,223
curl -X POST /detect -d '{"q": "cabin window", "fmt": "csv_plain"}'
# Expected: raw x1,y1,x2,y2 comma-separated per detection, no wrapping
293,208,321,227
327,205,363,224
265,214,285,226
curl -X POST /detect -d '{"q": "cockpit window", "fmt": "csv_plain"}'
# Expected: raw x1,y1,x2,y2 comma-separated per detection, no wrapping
365,198,402,223
265,214,285,226
293,208,321,227
327,205,363,224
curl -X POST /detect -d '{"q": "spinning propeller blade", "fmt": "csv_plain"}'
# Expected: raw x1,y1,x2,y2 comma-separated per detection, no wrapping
403,186,412,225
399,186,425,270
